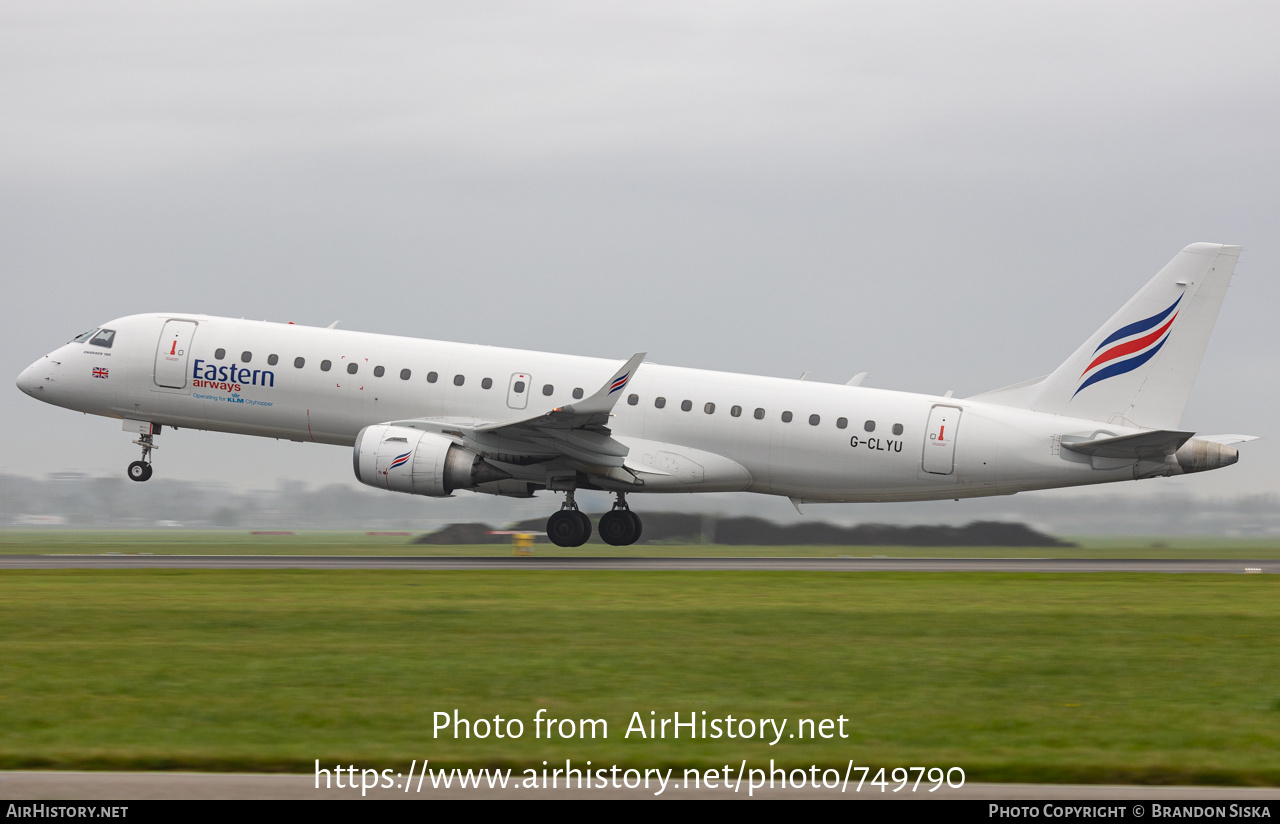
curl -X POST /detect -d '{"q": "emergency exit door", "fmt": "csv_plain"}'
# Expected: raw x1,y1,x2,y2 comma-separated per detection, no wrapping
154,320,198,389
507,373,531,409
922,405,961,475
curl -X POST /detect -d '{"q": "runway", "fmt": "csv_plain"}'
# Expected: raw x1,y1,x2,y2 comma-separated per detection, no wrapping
1,555,1276,573
3,771,1279,800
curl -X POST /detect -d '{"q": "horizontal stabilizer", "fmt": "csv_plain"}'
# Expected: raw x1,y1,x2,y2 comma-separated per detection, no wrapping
1197,434,1259,445
1061,430,1194,460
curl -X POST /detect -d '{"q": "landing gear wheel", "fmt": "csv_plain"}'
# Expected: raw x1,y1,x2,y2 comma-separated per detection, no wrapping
127,461,152,482
571,510,592,545
547,509,590,548
599,509,639,547
626,509,642,543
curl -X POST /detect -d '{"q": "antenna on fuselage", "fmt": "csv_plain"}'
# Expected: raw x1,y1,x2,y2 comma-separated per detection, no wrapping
327,320,341,329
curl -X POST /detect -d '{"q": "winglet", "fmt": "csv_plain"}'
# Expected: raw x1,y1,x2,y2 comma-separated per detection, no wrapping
474,352,647,434
559,352,646,417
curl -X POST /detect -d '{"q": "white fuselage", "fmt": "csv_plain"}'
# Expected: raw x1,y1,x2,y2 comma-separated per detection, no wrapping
17,313,1165,503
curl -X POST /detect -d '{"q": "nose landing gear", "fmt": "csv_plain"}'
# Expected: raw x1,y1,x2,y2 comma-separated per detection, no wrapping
546,489,592,548
126,425,158,483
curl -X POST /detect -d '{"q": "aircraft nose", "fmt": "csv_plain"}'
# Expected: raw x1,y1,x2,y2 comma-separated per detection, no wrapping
16,359,47,398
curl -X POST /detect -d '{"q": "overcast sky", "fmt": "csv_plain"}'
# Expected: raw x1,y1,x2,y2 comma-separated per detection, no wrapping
2,1,1277,521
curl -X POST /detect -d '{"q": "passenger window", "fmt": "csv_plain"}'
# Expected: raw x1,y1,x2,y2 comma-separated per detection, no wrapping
373,366,385,377
454,374,465,386
320,360,332,372
730,405,742,417
809,414,820,426
215,348,226,360
892,423,903,436
482,378,493,389
427,372,438,383
347,363,359,375
400,369,411,380
836,417,848,429
655,397,666,409
88,329,116,349
781,411,793,423
268,354,279,366
680,400,692,412
864,420,876,432
754,408,765,420
514,380,525,393
542,384,554,396
294,357,305,368
704,402,715,414
627,394,639,406
241,351,252,363
572,387,584,399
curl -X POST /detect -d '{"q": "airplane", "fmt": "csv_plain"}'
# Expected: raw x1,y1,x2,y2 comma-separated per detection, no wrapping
15,242,1255,547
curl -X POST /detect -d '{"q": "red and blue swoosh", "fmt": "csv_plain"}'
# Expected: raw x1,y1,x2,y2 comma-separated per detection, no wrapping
1074,295,1181,397
388,451,412,470
608,372,630,395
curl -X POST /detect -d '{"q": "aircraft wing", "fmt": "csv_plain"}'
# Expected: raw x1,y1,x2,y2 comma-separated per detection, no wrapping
381,352,647,484
475,352,645,434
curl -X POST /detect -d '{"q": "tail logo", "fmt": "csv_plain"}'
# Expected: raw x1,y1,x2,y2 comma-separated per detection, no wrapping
1074,295,1181,397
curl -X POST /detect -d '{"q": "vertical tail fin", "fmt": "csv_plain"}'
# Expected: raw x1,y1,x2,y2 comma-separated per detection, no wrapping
981,243,1241,429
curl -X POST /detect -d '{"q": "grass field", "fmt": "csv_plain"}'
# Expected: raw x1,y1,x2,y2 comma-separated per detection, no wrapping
2,529,1279,558
0,568,1276,785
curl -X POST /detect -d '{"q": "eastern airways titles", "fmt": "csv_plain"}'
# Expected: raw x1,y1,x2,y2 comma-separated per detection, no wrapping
191,358,276,393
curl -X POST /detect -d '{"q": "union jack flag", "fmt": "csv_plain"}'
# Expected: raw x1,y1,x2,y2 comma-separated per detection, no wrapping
92,367,109,379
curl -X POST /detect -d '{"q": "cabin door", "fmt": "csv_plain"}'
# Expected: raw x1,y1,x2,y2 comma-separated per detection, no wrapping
922,405,961,475
154,320,198,389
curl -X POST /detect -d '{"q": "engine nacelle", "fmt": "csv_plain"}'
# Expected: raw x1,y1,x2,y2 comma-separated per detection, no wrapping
353,424,511,497
1174,438,1240,474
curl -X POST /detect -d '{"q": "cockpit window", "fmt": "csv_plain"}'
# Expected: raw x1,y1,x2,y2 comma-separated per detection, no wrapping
88,329,115,349
73,329,98,343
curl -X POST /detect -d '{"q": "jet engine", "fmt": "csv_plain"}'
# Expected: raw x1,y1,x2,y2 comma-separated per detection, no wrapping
1174,438,1239,474
353,424,511,497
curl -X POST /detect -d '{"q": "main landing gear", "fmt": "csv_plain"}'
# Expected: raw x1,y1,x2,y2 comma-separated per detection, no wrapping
127,426,158,482
546,489,592,547
598,494,642,547
545,491,642,548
